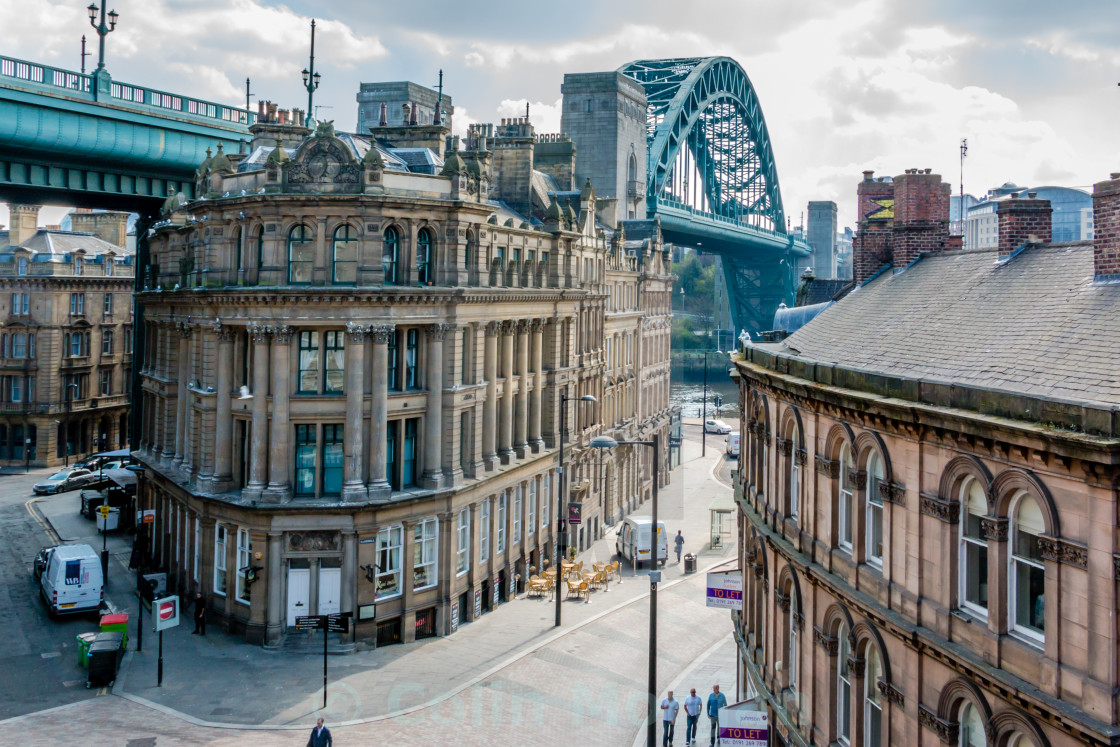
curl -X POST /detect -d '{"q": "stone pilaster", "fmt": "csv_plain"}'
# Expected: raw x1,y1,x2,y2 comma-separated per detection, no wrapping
211,320,235,490
482,320,500,470
422,323,448,489
243,322,270,500
368,324,394,499
529,318,545,452
264,325,293,502
514,319,530,458
342,322,368,502
499,320,516,464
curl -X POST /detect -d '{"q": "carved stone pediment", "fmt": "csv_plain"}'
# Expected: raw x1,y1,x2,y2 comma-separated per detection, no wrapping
286,136,361,191
287,531,340,552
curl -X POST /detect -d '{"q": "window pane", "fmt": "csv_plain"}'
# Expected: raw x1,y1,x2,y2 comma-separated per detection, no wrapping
402,419,417,487
382,227,399,283
288,225,314,284
1014,557,1045,632
322,424,343,495
332,224,357,284
405,329,419,388
298,331,320,393
417,229,432,284
324,331,345,393
295,425,316,496
387,331,399,390
386,420,399,490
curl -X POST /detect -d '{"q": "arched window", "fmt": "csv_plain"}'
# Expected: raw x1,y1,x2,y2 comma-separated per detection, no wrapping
837,622,852,745
788,428,800,520
1006,734,1038,747
332,224,358,284
959,479,989,616
628,153,637,183
1010,493,1045,643
959,703,986,747
839,444,854,551
417,227,433,284
382,226,400,284
864,645,883,747
788,592,799,694
287,224,314,284
866,451,885,565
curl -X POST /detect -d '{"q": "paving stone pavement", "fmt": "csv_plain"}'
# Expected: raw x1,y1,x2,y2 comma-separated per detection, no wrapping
3,438,741,745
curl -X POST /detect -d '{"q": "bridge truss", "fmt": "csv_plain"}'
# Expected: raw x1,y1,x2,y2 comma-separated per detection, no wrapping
620,57,809,336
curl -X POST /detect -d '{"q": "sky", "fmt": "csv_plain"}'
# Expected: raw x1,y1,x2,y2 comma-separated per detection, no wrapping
1,0,1117,232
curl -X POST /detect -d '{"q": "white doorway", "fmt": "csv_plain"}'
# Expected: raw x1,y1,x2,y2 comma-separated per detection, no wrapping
286,567,310,627
318,567,341,616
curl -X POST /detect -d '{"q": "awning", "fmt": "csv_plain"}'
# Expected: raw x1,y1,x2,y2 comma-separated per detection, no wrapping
90,447,131,459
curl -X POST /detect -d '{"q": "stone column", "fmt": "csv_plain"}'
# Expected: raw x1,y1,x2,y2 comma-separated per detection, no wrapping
265,531,283,645
264,325,293,502
212,320,235,489
174,323,191,465
529,319,545,453
244,323,270,500
514,320,530,458
467,501,481,622
422,323,448,489
482,321,500,470
368,324,394,499
342,323,367,502
401,520,417,642
340,531,357,644
499,321,515,464
437,511,454,634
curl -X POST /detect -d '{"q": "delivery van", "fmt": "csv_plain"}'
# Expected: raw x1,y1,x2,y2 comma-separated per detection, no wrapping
615,517,668,568
725,432,740,458
38,544,104,617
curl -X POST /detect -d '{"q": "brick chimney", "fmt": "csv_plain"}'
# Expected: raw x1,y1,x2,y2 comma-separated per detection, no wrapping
69,209,130,248
1092,173,1120,280
852,171,894,283
891,168,951,267
6,204,40,247
996,193,1052,259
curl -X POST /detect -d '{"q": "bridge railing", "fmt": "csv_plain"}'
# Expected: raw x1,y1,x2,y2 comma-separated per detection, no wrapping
0,54,253,126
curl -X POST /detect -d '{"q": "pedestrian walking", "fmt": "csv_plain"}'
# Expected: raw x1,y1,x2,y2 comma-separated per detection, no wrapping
660,690,680,747
307,717,332,747
674,530,685,563
706,684,727,746
191,591,206,636
683,687,703,745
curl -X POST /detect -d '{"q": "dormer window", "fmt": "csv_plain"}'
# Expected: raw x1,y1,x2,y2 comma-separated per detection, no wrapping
74,257,83,276
17,257,27,276
105,257,114,277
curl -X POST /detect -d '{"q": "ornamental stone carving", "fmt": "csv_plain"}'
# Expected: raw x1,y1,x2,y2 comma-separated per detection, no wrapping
847,657,865,678
516,319,531,334
485,320,503,337
211,318,235,342
776,438,793,457
176,321,193,339
877,679,904,707
500,319,517,335
848,469,867,490
775,592,790,612
247,322,270,344
815,455,839,478
981,517,1008,541
919,704,959,744
814,627,838,656
919,493,960,524
1038,537,1088,568
530,318,546,333
426,322,450,342
368,324,395,344
287,531,340,552
879,481,906,506
345,321,368,343
272,324,294,345
792,611,805,630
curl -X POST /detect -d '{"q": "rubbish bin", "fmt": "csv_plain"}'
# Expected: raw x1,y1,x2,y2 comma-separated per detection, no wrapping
100,612,129,650
76,632,98,669
86,631,124,689
683,553,697,574
96,507,120,532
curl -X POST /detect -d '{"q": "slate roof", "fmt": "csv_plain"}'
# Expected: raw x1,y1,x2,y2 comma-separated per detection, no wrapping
796,277,853,306
761,243,1120,408
1,230,132,259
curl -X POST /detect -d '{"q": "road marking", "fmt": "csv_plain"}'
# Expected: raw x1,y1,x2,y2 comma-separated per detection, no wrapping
24,497,62,544
39,652,60,659
98,687,108,696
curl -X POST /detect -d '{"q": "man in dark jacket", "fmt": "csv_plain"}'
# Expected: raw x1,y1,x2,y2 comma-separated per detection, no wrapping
192,591,206,635
307,717,332,747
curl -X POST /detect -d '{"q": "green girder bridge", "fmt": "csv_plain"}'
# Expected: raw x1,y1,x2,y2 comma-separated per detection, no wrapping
620,57,811,337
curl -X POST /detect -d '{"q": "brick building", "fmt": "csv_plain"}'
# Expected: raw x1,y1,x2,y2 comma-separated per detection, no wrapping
134,102,672,647
730,170,1120,745
0,207,134,468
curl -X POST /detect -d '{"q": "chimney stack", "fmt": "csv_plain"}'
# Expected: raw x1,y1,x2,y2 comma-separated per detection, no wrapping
890,168,951,268
1092,172,1120,281
6,205,40,247
996,194,1052,259
852,172,894,283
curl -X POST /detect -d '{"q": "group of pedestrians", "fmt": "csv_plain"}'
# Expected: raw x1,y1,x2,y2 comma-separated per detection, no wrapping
660,684,727,747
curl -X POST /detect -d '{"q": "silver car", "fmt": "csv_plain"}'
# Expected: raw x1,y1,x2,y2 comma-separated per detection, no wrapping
33,469,94,495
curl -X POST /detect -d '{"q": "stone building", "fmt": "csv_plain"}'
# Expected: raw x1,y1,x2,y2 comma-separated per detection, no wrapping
0,207,134,468
133,100,672,647
730,169,1120,746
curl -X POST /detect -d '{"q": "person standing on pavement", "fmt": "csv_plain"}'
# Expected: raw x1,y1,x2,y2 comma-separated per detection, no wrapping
674,530,685,563
307,717,332,747
661,690,680,747
191,591,206,635
707,684,727,746
683,687,703,745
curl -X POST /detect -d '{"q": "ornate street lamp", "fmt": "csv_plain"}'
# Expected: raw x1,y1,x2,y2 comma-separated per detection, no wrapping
87,2,119,72
301,19,322,127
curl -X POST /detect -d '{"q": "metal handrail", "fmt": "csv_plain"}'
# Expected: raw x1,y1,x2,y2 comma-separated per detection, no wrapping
0,54,254,126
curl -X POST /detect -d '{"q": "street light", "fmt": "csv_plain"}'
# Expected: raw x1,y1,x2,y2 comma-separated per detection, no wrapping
590,433,662,747
700,350,724,458
65,381,79,466
554,393,597,628
301,19,322,127
86,2,119,72
125,464,146,652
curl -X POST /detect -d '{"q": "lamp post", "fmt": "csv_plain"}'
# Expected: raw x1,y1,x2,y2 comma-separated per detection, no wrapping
86,2,119,72
554,393,597,628
590,433,661,747
700,350,723,457
125,464,146,652
24,436,31,473
65,381,79,466
301,19,322,128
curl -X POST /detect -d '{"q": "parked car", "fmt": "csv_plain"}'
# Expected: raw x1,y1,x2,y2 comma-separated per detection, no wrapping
99,460,127,471
37,544,104,616
73,456,110,471
33,469,94,495
725,432,741,457
704,419,733,434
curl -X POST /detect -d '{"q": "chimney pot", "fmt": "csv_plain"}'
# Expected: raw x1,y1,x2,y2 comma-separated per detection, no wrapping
1027,192,1037,198
1111,172,1120,180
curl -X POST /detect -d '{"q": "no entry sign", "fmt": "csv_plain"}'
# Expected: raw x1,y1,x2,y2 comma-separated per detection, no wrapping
152,595,180,631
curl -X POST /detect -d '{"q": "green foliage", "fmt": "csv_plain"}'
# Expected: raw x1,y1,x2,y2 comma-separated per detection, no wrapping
672,253,716,319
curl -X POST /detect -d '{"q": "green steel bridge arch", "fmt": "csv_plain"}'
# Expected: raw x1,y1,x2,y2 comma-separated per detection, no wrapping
620,57,810,336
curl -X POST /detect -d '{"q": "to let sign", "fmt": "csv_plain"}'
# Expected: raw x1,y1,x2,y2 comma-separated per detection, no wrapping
706,570,744,610
718,707,768,747
567,502,582,525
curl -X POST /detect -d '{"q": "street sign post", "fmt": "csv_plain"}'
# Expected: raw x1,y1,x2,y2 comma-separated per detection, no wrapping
296,614,351,708
152,595,179,687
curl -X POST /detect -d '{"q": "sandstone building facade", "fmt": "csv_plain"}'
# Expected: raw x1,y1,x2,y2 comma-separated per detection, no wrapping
134,99,672,647
0,207,134,468
732,169,1120,746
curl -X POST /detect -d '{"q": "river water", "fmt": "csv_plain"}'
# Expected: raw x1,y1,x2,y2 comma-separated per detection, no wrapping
669,377,740,421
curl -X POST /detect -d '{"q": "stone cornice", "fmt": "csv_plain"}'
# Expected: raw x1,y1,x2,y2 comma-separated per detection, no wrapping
137,286,589,308
1038,536,1088,569
919,492,960,524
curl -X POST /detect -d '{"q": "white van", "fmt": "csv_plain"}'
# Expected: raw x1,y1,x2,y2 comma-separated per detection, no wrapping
615,517,668,568
725,432,740,457
38,544,104,617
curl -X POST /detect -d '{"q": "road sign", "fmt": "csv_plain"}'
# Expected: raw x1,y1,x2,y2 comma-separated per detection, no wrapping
295,615,325,631
326,614,350,633
152,595,179,631
98,504,111,518
567,502,582,525
706,570,744,610
140,509,155,524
